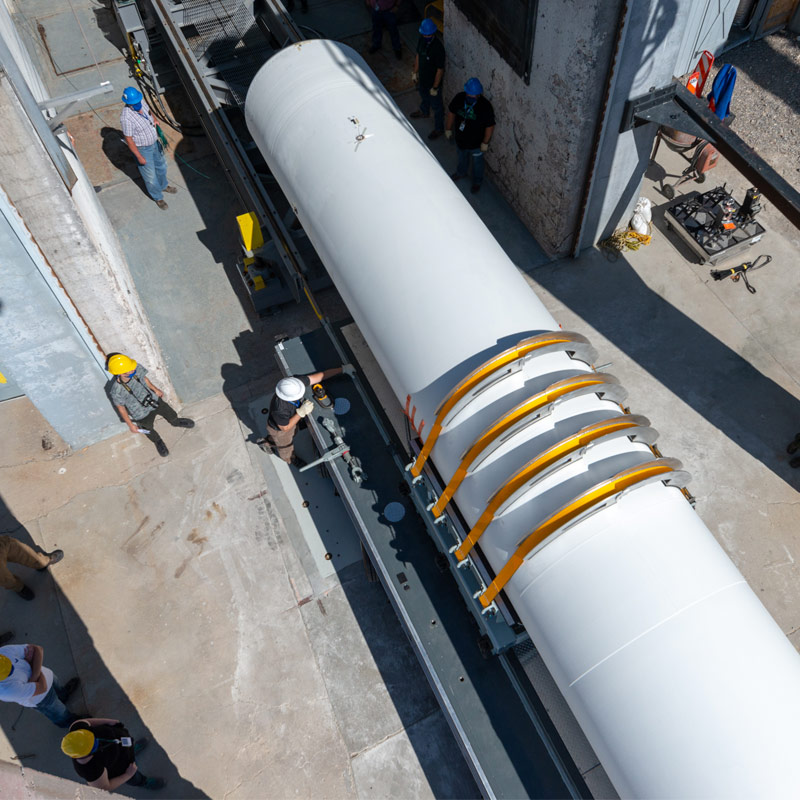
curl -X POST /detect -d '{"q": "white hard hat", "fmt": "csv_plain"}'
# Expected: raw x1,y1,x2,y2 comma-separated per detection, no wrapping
276,377,306,402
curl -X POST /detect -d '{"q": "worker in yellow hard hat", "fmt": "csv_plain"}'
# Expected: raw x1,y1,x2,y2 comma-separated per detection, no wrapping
0,642,82,726
62,717,164,791
106,352,194,458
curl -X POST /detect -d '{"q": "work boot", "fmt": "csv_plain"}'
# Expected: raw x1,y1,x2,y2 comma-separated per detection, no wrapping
368,45,380,54
143,777,166,791
156,199,168,210
134,737,149,754
791,456,800,469
37,549,64,571
155,440,169,457
174,418,195,428
291,455,307,469
451,172,465,182
428,129,443,140
394,49,402,60
163,186,177,194
409,110,429,119
471,184,481,194
786,434,800,454
0,632,14,646
61,677,80,700
17,585,35,601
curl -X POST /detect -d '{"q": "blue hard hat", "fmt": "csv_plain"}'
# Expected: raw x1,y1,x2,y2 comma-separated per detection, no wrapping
419,18,437,36
464,77,483,96
121,86,143,105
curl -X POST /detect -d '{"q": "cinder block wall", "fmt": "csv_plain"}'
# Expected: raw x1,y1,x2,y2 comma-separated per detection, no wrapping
443,0,622,257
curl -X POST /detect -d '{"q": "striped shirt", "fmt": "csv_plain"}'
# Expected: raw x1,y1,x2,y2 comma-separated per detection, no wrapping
120,101,158,147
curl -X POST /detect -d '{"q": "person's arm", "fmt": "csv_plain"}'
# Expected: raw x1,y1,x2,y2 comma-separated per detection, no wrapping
116,404,139,434
143,377,163,398
413,54,419,74
480,124,495,152
306,367,343,384
76,718,121,726
124,136,145,166
88,763,137,792
26,644,43,683
432,67,443,91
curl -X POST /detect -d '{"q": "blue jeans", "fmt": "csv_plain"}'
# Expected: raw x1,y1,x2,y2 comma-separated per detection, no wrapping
137,141,168,202
456,147,485,186
33,674,77,728
371,9,400,52
418,87,444,131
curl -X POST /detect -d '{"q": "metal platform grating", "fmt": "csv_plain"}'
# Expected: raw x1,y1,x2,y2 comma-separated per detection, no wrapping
179,0,274,106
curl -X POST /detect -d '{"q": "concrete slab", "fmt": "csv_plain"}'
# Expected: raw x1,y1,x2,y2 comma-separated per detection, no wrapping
350,709,479,800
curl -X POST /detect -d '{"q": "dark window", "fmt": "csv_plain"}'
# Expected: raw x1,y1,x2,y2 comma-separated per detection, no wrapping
452,0,538,83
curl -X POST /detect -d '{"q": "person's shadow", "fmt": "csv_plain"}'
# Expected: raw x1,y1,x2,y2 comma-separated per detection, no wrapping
99,126,150,198
0,494,206,798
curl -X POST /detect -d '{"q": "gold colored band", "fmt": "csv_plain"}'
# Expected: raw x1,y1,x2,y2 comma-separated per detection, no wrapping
454,414,652,560
479,458,687,608
409,332,596,478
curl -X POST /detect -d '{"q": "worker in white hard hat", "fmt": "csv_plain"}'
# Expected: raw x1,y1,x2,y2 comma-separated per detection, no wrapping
0,642,82,727
261,365,354,467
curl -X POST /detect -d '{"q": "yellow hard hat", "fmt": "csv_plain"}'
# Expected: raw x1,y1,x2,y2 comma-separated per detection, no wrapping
61,729,96,758
106,354,137,375
0,655,11,681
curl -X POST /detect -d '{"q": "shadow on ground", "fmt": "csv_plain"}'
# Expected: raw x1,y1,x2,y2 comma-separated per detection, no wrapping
533,248,800,488
0,496,206,798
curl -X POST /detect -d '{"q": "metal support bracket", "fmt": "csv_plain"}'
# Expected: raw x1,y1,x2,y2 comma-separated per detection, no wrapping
622,81,800,230
38,81,114,131
620,84,706,141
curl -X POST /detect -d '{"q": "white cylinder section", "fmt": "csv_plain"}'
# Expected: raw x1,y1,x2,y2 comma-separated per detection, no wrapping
246,41,800,798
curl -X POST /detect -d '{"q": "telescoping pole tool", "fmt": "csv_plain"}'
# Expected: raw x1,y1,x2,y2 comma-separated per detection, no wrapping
710,254,772,294
300,418,366,484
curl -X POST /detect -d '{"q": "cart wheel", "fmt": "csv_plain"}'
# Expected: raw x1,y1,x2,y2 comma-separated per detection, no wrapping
663,184,675,200
695,173,706,184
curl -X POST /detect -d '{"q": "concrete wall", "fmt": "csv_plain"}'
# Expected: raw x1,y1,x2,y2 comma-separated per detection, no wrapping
0,179,121,448
0,3,175,445
443,0,623,257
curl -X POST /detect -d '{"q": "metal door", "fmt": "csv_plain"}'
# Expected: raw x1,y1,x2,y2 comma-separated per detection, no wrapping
0,367,24,402
675,0,740,75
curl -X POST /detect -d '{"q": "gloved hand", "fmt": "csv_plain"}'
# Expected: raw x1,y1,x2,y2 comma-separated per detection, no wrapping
444,130,453,141
341,363,356,377
411,71,418,83
429,87,439,97
480,142,489,153
296,399,314,418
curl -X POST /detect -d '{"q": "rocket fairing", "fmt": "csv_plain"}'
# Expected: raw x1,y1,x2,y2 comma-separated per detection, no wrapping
246,40,800,798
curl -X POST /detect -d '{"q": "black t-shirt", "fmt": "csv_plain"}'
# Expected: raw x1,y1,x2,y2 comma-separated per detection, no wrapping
267,375,311,430
70,720,135,783
416,36,445,88
448,93,496,150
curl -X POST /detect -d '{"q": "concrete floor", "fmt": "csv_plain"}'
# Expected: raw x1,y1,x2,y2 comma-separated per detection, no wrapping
3,0,800,797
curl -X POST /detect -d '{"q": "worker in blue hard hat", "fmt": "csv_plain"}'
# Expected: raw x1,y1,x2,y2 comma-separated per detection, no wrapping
445,77,496,194
366,0,402,60
410,19,446,140
120,86,176,210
